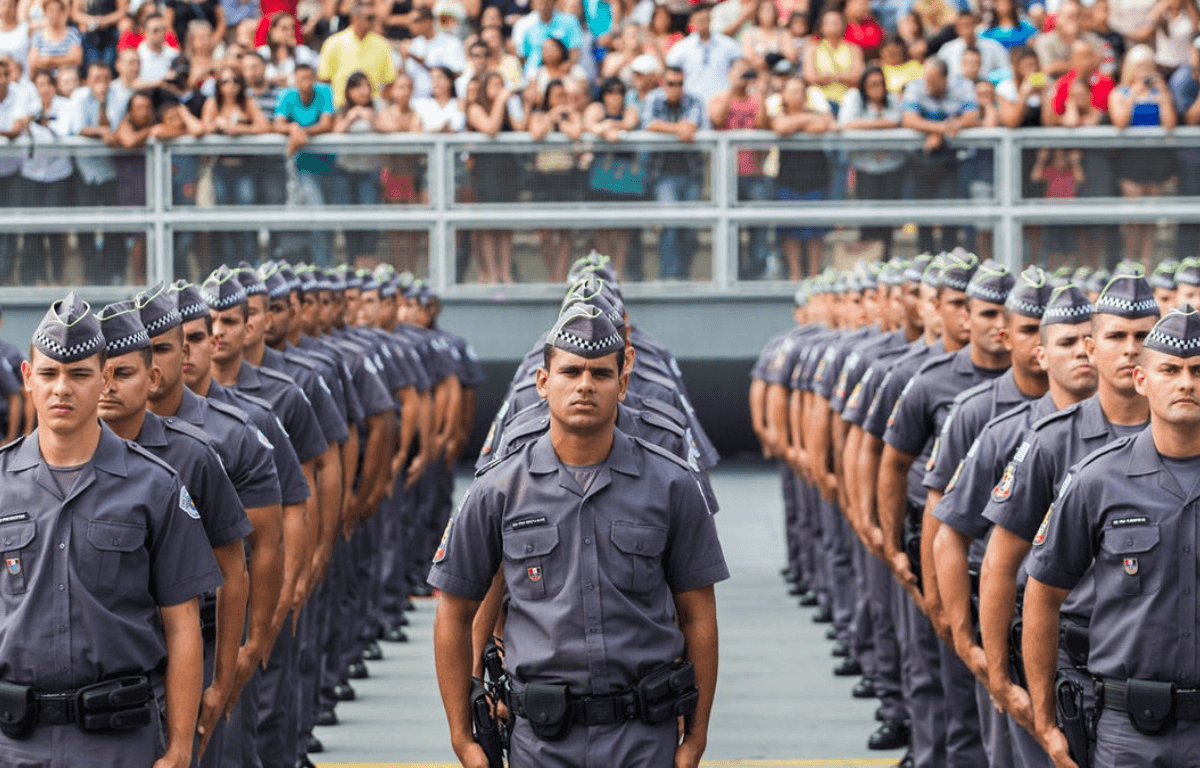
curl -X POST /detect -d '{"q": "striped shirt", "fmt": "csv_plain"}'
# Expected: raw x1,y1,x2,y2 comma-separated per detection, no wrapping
30,26,82,60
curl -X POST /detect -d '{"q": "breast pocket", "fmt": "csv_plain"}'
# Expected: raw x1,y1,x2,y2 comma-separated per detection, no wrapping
610,522,668,597
85,521,146,596
1100,525,1161,597
1,521,36,597
502,525,563,601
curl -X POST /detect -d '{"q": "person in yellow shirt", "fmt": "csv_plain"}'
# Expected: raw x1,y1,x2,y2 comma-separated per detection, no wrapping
317,1,396,106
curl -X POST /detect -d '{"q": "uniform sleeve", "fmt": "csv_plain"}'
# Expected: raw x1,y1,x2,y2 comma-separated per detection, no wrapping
338,360,365,425
863,369,900,438
149,476,224,606
354,359,396,419
426,483,503,600
228,423,283,510
1025,470,1095,590
281,387,329,464
841,366,876,426
308,372,350,445
664,470,729,593
193,443,254,548
882,377,928,457
812,347,842,401
933,433,1000,541
260,414,311,506
982,436,1054,541
924,398,975,491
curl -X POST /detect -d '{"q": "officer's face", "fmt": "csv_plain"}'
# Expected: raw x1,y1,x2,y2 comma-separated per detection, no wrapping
969,300,1008,358
937,288,969,345
358,290,381,327
380,295,397,326
1086,313,1157,394
298,293,318,334
266,298,291,346
23,350,108,435
211,307,248,364
1135,349,1200,427
148,328,185,401
1038,321,1096,398
181,319,213,388
319,292,339,330
536,349,627,434
1154,287,1176,315
244,295,268,347
99,352,160,424
919,283,941,337
1176,283,1200,309
1003,310,1042,376
344,289,362,326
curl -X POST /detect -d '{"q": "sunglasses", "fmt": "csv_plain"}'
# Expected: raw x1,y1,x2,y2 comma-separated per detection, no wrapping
665,80,684,87
220,78,237,84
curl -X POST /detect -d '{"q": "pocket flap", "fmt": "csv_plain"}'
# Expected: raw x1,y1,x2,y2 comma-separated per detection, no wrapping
1102,525,1160,555
0,521,35,550
611,522,668,558
88,521,145,553
503,526,560,560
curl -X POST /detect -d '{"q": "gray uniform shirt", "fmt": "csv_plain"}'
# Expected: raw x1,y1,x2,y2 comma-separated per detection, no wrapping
428,429,728,696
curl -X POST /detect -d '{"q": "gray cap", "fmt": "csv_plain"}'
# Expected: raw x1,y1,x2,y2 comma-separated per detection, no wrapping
547,304,625,360
234,263,269,297
1175,257,1200,287
134,282,183,337
1144,304,1200,358
1041,284,1093,326
1005,266,1054,319
1094,272,1160,319
904,253,933,284
1149,260,1179,291
259,263,292,301
966,260,1014,305
96,300,151,356
32,292,105,363
170,281,212,324
940,251,980,292
202,266,249,311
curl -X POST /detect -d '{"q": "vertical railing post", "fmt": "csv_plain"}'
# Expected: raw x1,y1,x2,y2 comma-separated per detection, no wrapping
150,140,170,285
711,135,732,289
428,137,449,291
995,131,1021,270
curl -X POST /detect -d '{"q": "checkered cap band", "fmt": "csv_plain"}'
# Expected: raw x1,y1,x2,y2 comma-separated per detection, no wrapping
1041,285,1093,325
135,283,183,335
32,292,106,363
97,301,152,354
550,304,625,359
1094,275,1160,319
33,329,104,362
1144,306,1200,357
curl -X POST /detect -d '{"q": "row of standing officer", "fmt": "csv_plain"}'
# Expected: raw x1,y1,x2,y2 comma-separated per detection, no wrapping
430,253,729,768
0,257,483,768
751,251,1200,768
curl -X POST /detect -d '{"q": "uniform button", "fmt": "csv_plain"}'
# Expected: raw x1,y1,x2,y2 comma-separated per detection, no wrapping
1186,546,1192,554
525,545,533,553
57,584,65,591
585,583,594,591
58,542,65,550
111,538,120,546
3,537,10,546
584,538,592,545
1125,538,1133,546
58,625,66,633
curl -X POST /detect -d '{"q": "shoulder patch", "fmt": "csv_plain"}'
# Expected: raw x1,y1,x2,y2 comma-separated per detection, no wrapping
992,463,1016,503
257,429,274,450
433,516,453,563
1032,505,1053,546
945,459,965,493
179,486,200,519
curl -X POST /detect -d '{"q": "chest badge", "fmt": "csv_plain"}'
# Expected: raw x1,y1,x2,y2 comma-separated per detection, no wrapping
527,566,543,583
1124,558,1139,576
6,557,20,577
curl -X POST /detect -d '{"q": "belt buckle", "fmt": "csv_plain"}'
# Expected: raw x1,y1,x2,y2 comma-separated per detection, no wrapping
37,694,72,726
582,697,614,725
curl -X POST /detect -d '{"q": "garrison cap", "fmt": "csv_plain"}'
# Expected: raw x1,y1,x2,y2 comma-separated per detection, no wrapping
1176,258,1200,287
855,261,881,290
358,269,381,293
234,263,269,298
1144,304,1200,358
134,282,183,337
965,260,1014,304
1149,259,1179,291
379,277,398,299
547,304,624,360
202,266,249,311
793,286,808,307
259,263,292,301
1041,284,1093,326
939,251,980,292
1072,266,1092,284
340,266,363,291
1094,272,1160,319
563,279,625,331
170,281,212,323
324,268,346,293
96,300,151,356
295,266,320,294
879,260,906,287
1005,266,1054,318
905,254,933,284
921,256,945,288
1085,268,1111,296
32,292,105,363
416,283,437,307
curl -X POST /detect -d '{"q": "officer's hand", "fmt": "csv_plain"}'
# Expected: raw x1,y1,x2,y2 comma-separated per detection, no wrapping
1039,724,1079,768
864,525,885,560
452,741,491,768
404,454,428,490
196,681,229,758
993,681,1035,734
152,751,191,768
674,731,706,768
887,552,923,608
956,640,988,685
225,643,261,720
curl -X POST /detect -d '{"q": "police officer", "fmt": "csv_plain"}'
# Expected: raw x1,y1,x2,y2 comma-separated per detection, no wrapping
0,293,222,767
1023,304,1200,768
430,304,727,768
1149,260,1178,315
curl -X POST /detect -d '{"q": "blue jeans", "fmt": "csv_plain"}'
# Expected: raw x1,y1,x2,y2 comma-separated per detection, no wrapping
330,167,381,258
654,174,700,280
297,170,337,267
738,176,775,279
213,162,258,266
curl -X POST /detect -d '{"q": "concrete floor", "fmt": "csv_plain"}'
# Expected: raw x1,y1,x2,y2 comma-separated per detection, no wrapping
313,460,904,767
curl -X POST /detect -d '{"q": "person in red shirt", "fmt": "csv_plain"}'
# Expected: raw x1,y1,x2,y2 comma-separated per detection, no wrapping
844,0,883,56
118,1,180,51
1049,38,1113,117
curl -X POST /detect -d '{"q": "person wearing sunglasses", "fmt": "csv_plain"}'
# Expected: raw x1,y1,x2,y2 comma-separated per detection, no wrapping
316,0,396,107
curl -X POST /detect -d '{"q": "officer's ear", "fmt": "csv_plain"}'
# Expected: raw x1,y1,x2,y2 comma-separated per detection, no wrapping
147,363,162,392
1083,334,1097,363
1034,344,1049,373
535,366,549,399
1132,363,1148,397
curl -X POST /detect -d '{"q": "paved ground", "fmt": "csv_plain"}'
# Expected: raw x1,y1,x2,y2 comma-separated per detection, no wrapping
313,459,904,768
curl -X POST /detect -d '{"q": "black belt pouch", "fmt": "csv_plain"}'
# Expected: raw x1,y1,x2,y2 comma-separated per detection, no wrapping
0,681,35,739
524,683,571,742
1125,679,1173,735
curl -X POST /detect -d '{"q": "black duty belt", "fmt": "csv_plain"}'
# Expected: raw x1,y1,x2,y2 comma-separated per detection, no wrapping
1100,678,1200,721
0,676,153,739
509,689,636,727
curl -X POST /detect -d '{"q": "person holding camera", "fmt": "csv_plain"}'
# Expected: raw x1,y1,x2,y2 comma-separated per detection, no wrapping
430,304,727,768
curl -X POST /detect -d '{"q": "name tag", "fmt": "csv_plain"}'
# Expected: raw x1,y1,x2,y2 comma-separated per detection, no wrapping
511,516,549,531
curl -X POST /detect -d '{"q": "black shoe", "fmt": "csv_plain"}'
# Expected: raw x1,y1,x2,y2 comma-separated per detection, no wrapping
852,677,877,699
346,662,369,680
788,582,808,596
402,598,416,612
362,640,383,661
825,626,839,640
798,590,820,607
296,757,317,768
831,640,850,658
869,720,911,751
833,657,862,676
875,704,887,722
315,708,339,727
381,625,409,643
305,735,324,754
897,748,914,767
333,682,356,701
812,605,833,623
393,613,410,627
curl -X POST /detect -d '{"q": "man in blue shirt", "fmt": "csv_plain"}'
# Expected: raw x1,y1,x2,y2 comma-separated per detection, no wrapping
643,67,704,281
273,64,336,266
517,0,582,75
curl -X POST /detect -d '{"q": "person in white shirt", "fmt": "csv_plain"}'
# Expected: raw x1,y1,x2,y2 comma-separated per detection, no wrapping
0,54,30,284
414,64,465,130
137,12,179,87
407,8,466,75
937,10,1009,81
70,61,123,284
665,4,742,110
21,69,74,284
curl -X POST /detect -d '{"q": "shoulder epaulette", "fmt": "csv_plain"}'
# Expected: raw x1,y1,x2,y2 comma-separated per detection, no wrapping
205,397,253,425
1031,400,1085,432
125,438,181,478
638,396,686,426
983,399,1033,429
952,379,994,407
637,407,686,437
255,365,299,386
512,376,538,393
474,440,528,477
635,436,696,472
1074,434,1136,472
162,416,218,448
915,350,957,376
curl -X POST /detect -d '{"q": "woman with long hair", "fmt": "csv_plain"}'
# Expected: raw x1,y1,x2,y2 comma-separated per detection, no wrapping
27,0,81,74
181,18,216,91
802,8,864,112
742,0,788,71
583,76,640,276
839,64,905,257
256,11,317,87
332,70,385,264
981,0,1037,50
466,70,525,284
379,73,427,274
529,77,584,282
202,64,268,263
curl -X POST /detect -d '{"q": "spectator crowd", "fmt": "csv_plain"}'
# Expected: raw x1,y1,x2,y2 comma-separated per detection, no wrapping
0,0,1198,282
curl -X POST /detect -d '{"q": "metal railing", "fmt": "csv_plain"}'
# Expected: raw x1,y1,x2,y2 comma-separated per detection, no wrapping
0,126,1195,300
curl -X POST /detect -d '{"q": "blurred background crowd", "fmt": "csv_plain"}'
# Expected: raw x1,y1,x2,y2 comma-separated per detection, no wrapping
0,0,1195,284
